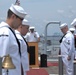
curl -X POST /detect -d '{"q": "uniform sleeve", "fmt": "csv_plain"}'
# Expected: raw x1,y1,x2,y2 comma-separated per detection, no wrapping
20,39,29,71
64,35,74,56
0,32,10,57
35,32,40,38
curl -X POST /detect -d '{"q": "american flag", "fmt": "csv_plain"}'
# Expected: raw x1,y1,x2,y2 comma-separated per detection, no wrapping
15,0,20,5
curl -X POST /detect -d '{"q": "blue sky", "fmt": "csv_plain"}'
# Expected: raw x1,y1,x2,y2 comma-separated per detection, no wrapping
0,0,76,35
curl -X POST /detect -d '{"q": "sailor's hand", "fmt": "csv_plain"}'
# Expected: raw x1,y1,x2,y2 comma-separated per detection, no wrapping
67,56,71,61
34,34,37,38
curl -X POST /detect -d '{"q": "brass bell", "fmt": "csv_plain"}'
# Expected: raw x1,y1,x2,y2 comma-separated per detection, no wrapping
2,54,16,69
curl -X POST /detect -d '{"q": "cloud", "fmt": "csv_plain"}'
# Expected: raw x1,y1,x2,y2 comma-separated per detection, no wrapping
57,9,64,14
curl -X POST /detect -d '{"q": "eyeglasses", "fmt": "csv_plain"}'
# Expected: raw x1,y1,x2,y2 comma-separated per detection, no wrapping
15,14,23,21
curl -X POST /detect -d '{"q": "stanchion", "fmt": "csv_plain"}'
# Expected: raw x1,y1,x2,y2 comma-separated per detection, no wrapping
73,60,76,75
58,55,63,75
0,57,2,75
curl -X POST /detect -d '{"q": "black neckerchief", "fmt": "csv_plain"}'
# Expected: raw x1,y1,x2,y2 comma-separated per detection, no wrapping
0,26,21,56
21,35,30,53
8,27,21,56
59,34,66,43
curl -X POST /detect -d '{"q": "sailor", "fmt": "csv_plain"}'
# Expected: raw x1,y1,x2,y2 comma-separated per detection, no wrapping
15,19,29,75
71,18,76,59
71,18,76,29
59,23,75,75
69,27,75,34
0,4,27,75
25,26,40,42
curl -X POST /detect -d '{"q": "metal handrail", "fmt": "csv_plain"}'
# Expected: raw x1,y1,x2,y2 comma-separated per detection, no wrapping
44,21,61,54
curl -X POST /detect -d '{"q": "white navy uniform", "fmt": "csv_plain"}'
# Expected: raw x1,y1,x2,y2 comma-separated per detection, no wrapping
25,31,39,42
15,30,29,75
74,34,76,59
0,22,22,75
60,31,75,75
71,18,76,59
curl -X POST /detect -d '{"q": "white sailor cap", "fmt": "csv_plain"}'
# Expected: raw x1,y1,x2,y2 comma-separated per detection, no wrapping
69,27,75,31
60,23,68,29
22,19,29,26
71,18,76,26
29,26,35,30
9,4,27,19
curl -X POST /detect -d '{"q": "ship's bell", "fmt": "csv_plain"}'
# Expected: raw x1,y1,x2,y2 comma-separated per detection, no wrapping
2,54,16,69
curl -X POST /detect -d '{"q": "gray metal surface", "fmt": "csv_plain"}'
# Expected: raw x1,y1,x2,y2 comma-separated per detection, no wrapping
0,57,2,75
58,55,63,75
73,60,76,75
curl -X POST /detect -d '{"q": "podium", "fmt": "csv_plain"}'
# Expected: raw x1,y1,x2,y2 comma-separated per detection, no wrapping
28,42,39,68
